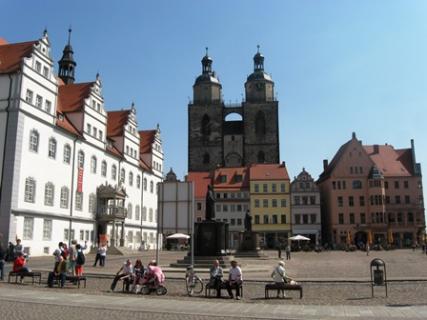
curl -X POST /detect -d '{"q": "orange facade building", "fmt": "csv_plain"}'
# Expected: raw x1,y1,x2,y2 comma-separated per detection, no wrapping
318,133,425,248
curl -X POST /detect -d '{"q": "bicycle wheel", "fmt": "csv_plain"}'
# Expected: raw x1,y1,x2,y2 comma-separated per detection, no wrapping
193,277,203,294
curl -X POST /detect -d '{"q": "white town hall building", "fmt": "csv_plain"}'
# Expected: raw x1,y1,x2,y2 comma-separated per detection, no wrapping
0,30,163,256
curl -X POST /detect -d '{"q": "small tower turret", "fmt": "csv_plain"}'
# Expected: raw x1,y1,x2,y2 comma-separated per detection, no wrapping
193,48,222,104
244,45,274,103
58,28,76,84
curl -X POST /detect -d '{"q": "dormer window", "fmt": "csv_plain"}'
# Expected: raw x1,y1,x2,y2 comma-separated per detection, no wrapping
219,175,227,183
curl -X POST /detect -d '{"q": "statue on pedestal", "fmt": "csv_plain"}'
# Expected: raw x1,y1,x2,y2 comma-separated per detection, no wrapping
205,184,215,221
244,210,252,232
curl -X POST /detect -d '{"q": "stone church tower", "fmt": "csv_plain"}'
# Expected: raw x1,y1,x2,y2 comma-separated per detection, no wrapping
188,47,280,172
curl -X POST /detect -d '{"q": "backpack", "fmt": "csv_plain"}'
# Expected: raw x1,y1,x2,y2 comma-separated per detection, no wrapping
76,251,85,265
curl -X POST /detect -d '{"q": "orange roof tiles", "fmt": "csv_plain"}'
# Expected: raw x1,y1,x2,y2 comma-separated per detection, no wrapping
187,172,212,198
0,40,37,74
249,163,290,181
139,130,156,154
107,110,130,137
0,38,8,45
57,82,94,113
56,113,81,136
106,143,123,158
213,167,249,189
363,145,413,177
139,159,152,172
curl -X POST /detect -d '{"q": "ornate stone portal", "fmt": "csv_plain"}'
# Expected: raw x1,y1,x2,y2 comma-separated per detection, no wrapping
96,184,127,252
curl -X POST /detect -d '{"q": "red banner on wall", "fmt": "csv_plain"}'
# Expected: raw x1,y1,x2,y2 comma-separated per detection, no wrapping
77,167,84,193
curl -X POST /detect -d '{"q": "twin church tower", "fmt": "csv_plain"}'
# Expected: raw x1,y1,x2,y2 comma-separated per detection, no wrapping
188,47,280,172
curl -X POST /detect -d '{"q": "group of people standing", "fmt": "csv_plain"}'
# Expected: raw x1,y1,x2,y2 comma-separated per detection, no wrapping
0,238,30,282
48,240,86,287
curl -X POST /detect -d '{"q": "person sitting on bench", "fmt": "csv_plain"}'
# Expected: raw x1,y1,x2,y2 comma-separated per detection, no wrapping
13,252,31,282
225,260,242,300
271,261,297,298
110,259,133,292
209,260,223,298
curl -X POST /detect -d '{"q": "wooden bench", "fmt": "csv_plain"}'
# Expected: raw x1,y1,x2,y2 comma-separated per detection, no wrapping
265,282,303,299
205,281,243,298
64,275,87,288
8,271,42,285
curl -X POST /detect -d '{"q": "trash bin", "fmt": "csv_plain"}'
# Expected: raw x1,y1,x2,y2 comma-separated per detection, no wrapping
370,258,387,297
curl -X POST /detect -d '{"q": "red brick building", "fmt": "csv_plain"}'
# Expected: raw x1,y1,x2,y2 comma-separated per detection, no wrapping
318,133,425,248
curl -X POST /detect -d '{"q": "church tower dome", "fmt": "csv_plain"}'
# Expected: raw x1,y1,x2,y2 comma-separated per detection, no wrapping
193,48,222,104
58,28,77,84
245,45,274,102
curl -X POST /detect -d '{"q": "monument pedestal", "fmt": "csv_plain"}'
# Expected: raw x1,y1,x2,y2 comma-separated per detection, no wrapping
194,220,229,256
235,231,267,258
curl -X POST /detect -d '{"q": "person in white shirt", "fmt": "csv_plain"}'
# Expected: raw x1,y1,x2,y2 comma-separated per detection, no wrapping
110,259,133,291
271,261,287,298
225,260,242,300
209,260,223,297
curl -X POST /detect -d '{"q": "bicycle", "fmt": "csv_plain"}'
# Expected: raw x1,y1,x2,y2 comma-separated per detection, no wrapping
185,265,203,296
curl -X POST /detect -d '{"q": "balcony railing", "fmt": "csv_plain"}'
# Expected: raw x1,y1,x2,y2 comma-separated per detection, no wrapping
97,205,127,220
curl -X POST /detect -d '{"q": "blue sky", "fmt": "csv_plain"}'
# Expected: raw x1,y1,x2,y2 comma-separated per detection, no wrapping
2,1,426,187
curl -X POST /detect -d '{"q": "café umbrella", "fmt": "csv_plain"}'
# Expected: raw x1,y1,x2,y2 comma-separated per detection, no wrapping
289,235,311,241
166,233,190,239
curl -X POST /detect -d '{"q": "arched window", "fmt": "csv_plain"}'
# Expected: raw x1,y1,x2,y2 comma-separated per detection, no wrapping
44,182,54,206
257,151,265,163
143,178,147,191
24,177,36,203
111,164,117,180
90,156,97,173
127,203,133,219
89,193,96,214
129,172,134,186
203,153,210,164
150,181,154,193
101,160,107,177
29,130,39,152
78,151,85,168
48,138,57,159
135,205,140,221
137,175,141,189
255,111,266,136
60,186,69,209
63,144,71,164
120,168,125,183
201,114,210,136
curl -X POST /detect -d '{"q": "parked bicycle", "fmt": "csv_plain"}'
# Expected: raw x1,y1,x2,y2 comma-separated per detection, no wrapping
185,265,203,296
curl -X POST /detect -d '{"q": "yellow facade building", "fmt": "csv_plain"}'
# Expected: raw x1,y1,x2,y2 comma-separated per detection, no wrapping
249,163,291,248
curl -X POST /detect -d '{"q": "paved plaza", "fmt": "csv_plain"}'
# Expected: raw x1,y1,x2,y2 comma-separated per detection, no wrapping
1,250,427,319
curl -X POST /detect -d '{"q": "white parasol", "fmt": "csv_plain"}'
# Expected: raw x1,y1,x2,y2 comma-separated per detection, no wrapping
166,233,190,239
289,235,311,241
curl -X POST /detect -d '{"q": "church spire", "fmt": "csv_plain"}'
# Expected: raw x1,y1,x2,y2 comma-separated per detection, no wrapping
253,45,264,72
58,27,77,84
201,47,213,74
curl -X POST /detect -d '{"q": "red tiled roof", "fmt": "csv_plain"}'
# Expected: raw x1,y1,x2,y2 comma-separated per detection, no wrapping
213,167,249,189
139,159,152,172
56,112,81,136
363,145,413,177
57,82,94,113
0,40,37,73
0,38,8,45
249,163,289,181
139,130,156,154
107,110,130,137
187,172,212,198
106,143,123,158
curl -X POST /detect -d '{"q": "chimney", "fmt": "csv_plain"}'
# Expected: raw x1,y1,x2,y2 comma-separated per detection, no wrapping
323,159,328,171
352,132,356,139
281,161,286,167
373,144,379,154
411,139,418,174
